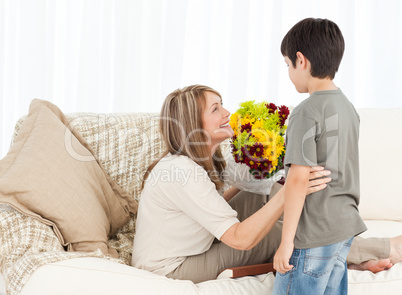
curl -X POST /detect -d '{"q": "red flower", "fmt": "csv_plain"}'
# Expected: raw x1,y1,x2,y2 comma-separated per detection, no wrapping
244,156,259,170
238,147,247,164
253,143,264,157
261,160,273,174
241,123,252,134
234,151,245,164
278,105,290,126
234,153,241,163
241,145,252,159
265,103,277,114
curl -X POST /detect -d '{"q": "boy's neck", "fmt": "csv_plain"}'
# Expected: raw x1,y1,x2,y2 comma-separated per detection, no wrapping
307,78,338,95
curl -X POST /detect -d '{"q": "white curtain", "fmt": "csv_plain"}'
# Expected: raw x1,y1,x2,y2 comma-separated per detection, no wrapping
1,0,402,157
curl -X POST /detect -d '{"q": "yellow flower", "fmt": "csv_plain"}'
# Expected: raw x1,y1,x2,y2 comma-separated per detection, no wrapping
229,113,242,137
252,119,264,130
241,115,255,127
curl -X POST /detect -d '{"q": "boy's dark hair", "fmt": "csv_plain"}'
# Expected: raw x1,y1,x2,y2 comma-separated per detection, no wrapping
281,18,344,79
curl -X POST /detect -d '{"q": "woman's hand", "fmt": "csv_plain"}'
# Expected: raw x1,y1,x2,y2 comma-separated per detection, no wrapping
268,166,330,202
306,166,331,195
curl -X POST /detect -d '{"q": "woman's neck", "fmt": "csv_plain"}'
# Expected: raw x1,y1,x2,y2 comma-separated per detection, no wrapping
209,142,220,156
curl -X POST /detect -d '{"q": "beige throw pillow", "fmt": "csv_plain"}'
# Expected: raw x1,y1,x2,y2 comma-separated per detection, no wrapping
0,99,138,257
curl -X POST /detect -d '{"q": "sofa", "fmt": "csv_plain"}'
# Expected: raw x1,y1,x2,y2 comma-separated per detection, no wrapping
0,100,402,295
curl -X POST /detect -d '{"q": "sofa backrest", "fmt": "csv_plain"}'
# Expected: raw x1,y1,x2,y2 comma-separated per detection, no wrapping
13,108,402,223
357,108,402,221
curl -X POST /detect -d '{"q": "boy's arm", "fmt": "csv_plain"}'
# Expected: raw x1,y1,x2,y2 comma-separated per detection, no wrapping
273,164,311,273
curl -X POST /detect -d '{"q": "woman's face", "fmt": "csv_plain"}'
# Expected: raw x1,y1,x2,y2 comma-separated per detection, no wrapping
202,91,233,153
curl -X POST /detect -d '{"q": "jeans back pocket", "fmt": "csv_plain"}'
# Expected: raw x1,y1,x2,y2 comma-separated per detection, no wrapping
303,242,343,278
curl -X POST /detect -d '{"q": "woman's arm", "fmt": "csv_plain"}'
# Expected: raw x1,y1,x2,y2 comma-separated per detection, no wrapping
220,184,285,250
220,166,330,251
223,186,241,202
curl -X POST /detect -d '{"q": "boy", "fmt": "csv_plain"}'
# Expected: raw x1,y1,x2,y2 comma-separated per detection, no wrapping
272,18,367,294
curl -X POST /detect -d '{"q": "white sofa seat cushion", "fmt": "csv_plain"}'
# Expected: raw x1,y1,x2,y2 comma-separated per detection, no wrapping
20,256,402,295
19,218,402,295
21,257,273,295
348,263,402,295
346,220,402,294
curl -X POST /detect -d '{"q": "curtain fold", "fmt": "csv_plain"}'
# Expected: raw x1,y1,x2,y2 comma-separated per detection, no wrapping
1,0,402,157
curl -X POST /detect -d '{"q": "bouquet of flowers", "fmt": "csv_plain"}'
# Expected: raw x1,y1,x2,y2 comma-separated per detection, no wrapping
225,100,289,194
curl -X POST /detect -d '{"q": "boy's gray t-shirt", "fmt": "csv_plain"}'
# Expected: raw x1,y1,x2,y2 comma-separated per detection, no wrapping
284,89,367,249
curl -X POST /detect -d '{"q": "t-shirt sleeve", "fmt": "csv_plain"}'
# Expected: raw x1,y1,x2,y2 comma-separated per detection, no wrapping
284,114,318,168
159,160,239,240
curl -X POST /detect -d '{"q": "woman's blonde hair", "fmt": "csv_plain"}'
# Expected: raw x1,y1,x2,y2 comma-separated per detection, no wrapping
143,84,226,191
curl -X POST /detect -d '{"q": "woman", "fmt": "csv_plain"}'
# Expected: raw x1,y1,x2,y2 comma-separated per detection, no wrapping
132,85,397,283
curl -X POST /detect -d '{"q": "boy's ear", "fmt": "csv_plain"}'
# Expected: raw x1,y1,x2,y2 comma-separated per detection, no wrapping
296,51,308,70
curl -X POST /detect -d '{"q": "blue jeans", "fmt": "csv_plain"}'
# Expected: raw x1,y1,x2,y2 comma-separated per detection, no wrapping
272,237,354,295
